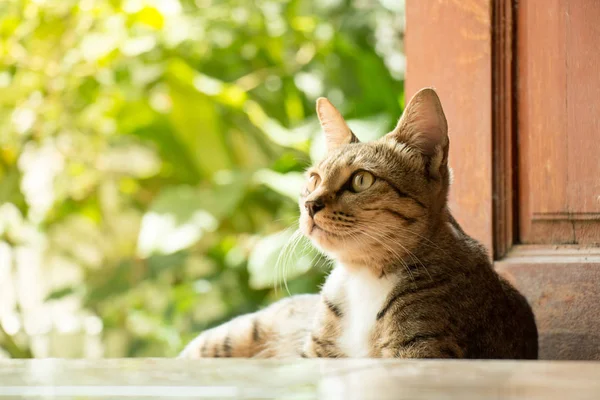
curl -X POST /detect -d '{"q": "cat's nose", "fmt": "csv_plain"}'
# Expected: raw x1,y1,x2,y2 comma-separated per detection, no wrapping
305,199,325,218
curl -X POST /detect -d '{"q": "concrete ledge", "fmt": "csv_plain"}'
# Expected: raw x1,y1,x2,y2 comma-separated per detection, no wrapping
0,358,599,399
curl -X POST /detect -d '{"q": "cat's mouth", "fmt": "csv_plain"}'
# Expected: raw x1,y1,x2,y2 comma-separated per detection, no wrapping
309,221,343,238
309,219,328,236
304,214,350,244
309,221,321,235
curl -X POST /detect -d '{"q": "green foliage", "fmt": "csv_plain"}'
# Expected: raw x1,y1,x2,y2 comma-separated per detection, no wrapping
0,0,404,357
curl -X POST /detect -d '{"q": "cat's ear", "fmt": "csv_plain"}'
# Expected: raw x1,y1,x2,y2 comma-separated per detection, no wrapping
316,97,359,152
387,87,449,164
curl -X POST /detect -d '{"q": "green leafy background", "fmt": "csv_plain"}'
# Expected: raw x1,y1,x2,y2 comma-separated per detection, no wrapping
0,0,405,357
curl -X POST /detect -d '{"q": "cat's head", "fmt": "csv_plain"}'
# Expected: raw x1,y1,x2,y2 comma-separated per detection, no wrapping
299,88,450,273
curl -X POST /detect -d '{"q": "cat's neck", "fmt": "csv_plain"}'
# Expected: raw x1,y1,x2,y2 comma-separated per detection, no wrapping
418,207,490,268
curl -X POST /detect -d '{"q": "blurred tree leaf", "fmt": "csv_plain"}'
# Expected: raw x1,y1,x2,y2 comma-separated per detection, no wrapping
253,169,305,201
0,0,404,358
169,87,231,177
45,286,77,301
0,164,28,215
137,177,246,257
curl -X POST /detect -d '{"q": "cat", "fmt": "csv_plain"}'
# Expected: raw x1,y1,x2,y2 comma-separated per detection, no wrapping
178,87,539,359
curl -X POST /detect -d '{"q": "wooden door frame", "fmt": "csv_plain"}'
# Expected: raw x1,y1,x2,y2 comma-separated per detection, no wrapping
491,0,517,259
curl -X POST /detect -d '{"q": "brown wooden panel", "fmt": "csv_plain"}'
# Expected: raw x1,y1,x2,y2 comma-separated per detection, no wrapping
496,246,600,360
566,0,600,216
517,0,600,244
517,0,568,242
405,0,493,253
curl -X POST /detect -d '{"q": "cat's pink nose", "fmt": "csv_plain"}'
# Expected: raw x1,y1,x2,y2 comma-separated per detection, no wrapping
305,199,325,218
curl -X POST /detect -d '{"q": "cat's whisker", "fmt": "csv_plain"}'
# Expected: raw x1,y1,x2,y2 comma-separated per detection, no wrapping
287,229,315,293
364,227,429,277
348,220,433,282
365,219,449,255
283,228,302,293
274,226,303,295
283,230,305,295
349,224,417,282
365,222,447,279
361,220,441,252
305,244,325,275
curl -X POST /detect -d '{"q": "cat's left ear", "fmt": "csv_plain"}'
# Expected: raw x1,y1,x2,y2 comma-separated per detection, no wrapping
316,97,359,152
387,87,449,166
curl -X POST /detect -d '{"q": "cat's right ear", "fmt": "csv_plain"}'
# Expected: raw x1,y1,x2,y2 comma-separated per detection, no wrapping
316,97,359,152
387,87,449,163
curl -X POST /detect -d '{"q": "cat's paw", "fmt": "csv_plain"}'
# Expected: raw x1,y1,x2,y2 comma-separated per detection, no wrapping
177,335,205,359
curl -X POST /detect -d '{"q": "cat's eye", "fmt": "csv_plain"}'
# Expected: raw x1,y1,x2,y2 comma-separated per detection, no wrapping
351,171,374,192
307,173,321,193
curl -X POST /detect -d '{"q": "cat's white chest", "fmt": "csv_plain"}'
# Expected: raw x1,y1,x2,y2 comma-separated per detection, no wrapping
323,266,397,358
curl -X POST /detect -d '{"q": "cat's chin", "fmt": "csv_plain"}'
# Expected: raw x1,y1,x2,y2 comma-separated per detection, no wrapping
300,216,350,257
300,219,329,244
305,225,345,256
309,224,331,244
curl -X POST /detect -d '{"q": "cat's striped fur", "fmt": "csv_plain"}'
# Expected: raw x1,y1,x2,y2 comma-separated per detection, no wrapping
179,88,538,360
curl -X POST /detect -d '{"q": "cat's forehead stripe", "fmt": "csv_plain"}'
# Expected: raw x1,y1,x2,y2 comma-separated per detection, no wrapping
346,154,356,165
322,164,348,188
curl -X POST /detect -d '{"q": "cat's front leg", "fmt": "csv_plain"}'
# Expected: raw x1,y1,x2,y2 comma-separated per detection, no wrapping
301,296,345,358
179,294,319,359
301,331,344,358
178,310,268,359
379,336,464,359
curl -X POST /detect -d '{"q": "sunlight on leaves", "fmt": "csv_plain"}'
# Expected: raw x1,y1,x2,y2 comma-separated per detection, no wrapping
253,169,305,201
0,0,404,357
137,180,245,257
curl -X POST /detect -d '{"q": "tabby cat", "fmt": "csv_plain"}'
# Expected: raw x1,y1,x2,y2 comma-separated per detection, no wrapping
179,88,538,359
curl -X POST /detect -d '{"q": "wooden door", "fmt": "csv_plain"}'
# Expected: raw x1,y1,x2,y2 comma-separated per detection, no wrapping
517,0,600,245
406,0,600,360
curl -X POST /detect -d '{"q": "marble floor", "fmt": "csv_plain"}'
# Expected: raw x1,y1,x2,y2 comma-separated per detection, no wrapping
0,358,598,399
